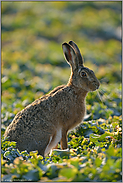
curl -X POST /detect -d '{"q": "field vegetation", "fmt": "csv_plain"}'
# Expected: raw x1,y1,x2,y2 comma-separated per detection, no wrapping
1,1,122,182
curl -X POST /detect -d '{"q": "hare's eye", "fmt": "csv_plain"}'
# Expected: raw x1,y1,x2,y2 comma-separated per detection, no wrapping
81,71,87,77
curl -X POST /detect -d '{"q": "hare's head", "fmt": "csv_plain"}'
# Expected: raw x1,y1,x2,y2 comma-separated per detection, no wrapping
62,41,100,92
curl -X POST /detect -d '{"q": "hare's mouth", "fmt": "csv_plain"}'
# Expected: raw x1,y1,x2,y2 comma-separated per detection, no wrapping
91,81,100,91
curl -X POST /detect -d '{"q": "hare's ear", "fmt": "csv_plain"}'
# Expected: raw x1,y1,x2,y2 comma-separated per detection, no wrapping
62,42,77,71
69,41,84,67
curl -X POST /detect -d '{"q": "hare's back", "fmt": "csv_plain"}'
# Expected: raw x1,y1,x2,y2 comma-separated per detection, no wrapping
4,86,65,139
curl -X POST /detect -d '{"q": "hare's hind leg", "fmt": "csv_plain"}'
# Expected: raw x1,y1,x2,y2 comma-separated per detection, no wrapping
17,133,50,157
37,135,52,156
60,129,68,149
44,128,62,156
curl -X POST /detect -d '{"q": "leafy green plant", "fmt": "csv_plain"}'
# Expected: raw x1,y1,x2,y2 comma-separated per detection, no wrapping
1,1,122,182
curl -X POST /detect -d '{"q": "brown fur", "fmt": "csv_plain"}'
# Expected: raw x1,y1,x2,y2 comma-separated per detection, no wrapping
4,41,100,156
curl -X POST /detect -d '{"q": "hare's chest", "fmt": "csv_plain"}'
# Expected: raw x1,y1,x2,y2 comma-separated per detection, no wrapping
68,100,86,129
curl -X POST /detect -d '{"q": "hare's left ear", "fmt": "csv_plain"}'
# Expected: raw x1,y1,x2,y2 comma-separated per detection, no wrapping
62,42,78,71
69,41,84,67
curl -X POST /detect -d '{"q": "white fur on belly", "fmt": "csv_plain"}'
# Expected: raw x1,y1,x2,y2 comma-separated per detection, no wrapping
44,128,62,156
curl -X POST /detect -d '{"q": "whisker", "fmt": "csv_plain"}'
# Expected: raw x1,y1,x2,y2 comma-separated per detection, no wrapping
96,90,104,105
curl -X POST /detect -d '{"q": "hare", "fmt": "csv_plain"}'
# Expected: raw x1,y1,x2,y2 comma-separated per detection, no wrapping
4,41,100,156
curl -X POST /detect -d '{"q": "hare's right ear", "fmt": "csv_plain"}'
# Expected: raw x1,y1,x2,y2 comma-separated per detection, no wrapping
69,41,84,67
62,42,77,71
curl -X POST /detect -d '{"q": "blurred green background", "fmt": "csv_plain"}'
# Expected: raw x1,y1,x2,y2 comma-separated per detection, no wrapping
1,1,122,126
1,2,122,181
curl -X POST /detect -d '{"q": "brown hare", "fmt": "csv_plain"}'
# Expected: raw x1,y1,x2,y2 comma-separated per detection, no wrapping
4,41,100,156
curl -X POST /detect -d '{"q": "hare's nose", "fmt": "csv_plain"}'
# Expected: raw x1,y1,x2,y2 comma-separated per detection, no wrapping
93,80,100,89
96,80,100,89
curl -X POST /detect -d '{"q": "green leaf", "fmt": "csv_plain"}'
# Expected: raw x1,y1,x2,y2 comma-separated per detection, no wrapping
102,158,115,172
59,167,78,179
95,157,102,167
4,151,14,161
23,169,40,181
70,158,79,169
51,149,70,159
45,164,60,179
